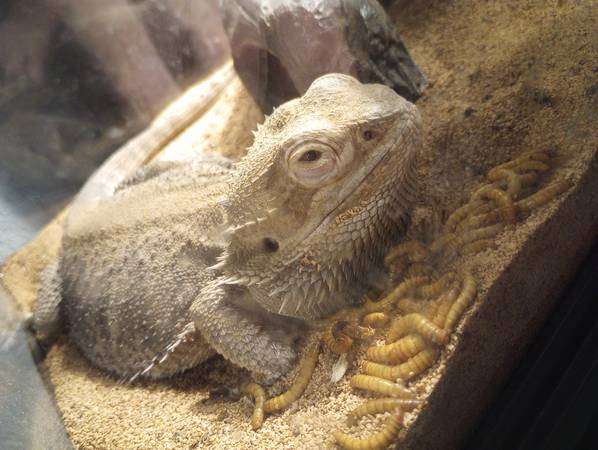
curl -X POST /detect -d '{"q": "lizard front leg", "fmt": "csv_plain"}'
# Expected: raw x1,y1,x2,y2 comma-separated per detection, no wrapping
190,280,298,381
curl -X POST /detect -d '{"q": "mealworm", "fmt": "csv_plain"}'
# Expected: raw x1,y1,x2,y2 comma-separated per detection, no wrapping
364,277,429,313
321,307,367,354
362,312,390,328
513,160,550,174
366,334,427,364
347,398,420,425
473,186,516,224
488,168,522,197
387,313,448,344
454,201,496,232
241,382,266,430
521,149,550,161
457,209,502,231
363,348,439,381
344,323,375,341
320,311,354,354
405,262,436,278
435,224,502,258
445,271,477,331
432,285,461,328
424,297,441,321
384,240,428,266
469,201,495,217
418,272,456,298
516,179,571,214
387,257,409,281
396,297,428,315
322,326,354,354
333,410,404,450
350,374,415,398
444,201,482,232
429,233,457,254
460,238,495,255
487,150,549,179
361,361,400,381
461,223,504,244
400,348,439,380
518,172,539,187
263,341,320,413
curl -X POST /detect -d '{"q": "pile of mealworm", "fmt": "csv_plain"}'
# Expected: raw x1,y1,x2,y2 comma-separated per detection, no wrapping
241,150,571,450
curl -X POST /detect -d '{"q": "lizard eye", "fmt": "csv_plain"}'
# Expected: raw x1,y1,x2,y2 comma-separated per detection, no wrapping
288,143,338,188
298,149,322,162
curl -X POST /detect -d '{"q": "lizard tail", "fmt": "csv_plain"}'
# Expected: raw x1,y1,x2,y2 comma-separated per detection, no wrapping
70,61,235,215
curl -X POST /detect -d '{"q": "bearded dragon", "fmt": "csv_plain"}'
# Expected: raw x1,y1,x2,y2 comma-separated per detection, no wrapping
33,73,421,381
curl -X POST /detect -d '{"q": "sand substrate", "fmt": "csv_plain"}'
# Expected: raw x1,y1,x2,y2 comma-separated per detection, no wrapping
2,0,597,448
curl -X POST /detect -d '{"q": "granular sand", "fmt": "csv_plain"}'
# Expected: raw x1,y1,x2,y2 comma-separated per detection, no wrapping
3,0,597,448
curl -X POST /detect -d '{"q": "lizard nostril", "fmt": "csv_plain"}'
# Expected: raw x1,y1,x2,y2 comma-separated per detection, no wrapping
263,237,279,253
362,129,375,141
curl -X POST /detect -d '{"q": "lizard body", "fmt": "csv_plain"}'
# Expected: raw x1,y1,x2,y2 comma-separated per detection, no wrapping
34,73,421,380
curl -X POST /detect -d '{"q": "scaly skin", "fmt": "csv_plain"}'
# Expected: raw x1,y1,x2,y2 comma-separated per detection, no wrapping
34,73,421,381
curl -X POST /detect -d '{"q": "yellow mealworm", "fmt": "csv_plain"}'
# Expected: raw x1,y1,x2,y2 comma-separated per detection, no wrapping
321,312,354,354
362,312,390,328
460,238,496,255
322,327,354,354
405,262,436,278
488,168,522,197
387,257,409,281
347,398,420,425
241,382,266,430
263,341,320,413
516,179,571,213
521,149,550,161
429,233,457,254
454,201,496,232
458,209,502,231
343,323,375,340
444,201,482,232
387,313,448,344
461,223,504,244
487,150,550,179
468,201,494,218
396,297,427,314
350,374,415,398
361,361,398,380
473,186,516,223
418,272,456,298
445,271,477,330
513,160,550,174
364,277,429,313
432,285,461,328
397,348,439,380
366,334,427,364
518,172,539,187
333,410,404,450
436,225,502,258
320,307,367,354
384,240,428,266
363,348,438,381
424,298,442,321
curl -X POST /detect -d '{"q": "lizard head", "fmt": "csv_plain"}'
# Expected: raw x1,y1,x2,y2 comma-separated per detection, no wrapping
216,73,421,320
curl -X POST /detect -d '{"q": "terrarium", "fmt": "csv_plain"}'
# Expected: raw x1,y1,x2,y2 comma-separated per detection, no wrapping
1,1,596,449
